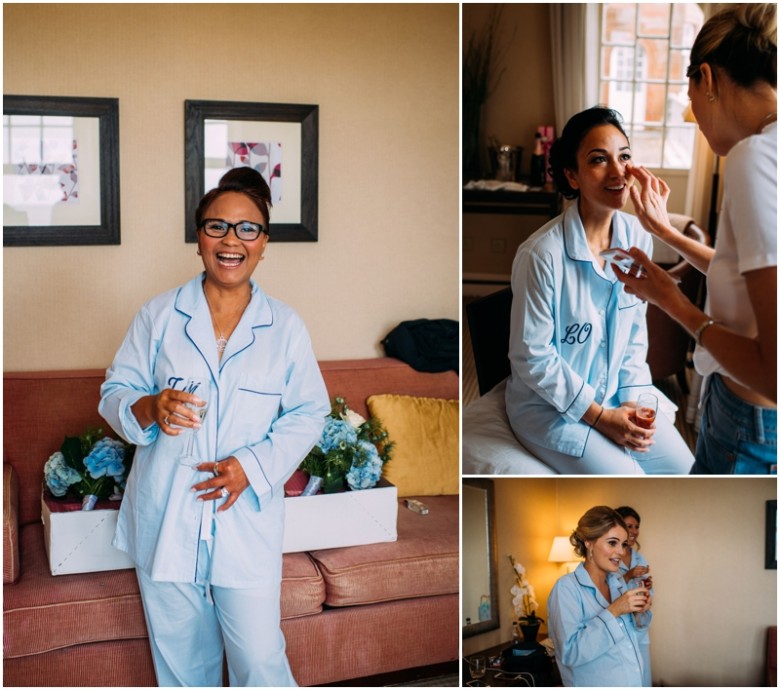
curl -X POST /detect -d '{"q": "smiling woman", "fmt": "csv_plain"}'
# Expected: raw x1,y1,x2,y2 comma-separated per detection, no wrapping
547,506,651,687
98,166,331,687
503,106,694,474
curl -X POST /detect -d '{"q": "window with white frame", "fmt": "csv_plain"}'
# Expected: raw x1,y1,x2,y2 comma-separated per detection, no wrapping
599,3,704,169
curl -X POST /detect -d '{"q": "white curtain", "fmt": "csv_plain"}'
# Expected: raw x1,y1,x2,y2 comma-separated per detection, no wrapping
549,4,600,136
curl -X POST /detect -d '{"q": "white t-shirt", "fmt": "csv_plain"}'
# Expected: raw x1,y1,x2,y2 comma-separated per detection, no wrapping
694,121,777,377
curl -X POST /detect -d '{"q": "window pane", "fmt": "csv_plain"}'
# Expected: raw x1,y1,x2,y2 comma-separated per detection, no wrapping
638,38,669,80
666,83,690,125
637,4,670,37
636,83,668,124
664,126,695,168
668,49,691,82
631,125,663,168
601,80,635,121
671,3,703,46
603,4,636,43
602,45,637,80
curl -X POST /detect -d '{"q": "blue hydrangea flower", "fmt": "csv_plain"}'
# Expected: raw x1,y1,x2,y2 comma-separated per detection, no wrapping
346,441,383,490
318,418,358,454
43,452,82,497
83,437,126,480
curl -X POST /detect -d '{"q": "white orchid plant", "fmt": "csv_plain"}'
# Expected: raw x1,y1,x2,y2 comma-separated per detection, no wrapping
509,554,544,626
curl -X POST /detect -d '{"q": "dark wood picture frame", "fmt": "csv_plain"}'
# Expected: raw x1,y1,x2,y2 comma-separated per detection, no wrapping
766,500,777,570
3,95,120,246
184,100,318,243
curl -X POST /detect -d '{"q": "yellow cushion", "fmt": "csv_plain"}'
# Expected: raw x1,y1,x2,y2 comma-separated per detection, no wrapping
367,394,459,497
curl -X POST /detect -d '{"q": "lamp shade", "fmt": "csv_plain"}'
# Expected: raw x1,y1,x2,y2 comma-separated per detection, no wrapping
548,536,578,563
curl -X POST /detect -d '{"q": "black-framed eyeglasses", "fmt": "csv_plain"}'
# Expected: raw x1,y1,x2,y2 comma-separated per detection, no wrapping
198,218,267,241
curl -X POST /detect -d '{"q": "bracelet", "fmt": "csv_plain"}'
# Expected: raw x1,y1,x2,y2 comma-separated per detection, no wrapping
591,406,604,429
693,318,720,346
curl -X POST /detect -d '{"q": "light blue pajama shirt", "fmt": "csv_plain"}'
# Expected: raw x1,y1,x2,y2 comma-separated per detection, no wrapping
505,203,676,457
99,273,330,587
548,563,647,687
619,547,653,686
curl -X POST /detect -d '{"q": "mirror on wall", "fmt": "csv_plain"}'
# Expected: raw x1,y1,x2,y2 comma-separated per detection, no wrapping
462,478,499,637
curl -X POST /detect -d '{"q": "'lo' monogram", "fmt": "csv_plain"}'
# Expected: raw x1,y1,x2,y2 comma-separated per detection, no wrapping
561,322,592,345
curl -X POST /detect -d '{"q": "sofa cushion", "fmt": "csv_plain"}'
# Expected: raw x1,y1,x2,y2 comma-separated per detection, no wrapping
369,394,459,497
3,524,147,658
309,495,458,607
3,464,20,584
280,552,326,619
3,524,326,658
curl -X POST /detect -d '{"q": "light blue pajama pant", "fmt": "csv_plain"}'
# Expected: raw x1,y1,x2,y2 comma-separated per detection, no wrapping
136,539,296,687
518,409,694,474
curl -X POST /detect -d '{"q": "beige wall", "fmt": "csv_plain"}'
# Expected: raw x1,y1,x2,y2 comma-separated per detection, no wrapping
463,477,777,687
3,3,459,371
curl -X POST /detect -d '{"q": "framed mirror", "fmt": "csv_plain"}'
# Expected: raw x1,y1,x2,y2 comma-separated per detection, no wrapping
463,478,499,637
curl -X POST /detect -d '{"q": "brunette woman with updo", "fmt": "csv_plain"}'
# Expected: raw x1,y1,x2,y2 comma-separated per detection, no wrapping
613,4,777,473
615,506,652,686
547,506,651,686
504,106,693,474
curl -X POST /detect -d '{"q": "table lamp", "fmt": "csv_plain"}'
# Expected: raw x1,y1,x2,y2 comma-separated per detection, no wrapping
547,536,579,573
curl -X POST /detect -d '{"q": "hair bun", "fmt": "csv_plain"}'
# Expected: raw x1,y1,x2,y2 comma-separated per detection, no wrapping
739,3,777,49
219,166,267,190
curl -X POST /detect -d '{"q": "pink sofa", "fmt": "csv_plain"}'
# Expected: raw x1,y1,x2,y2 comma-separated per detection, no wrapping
3,359,459,687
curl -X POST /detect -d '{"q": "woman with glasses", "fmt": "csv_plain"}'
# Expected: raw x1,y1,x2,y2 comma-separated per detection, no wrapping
99,166,329,686
612,4,776,473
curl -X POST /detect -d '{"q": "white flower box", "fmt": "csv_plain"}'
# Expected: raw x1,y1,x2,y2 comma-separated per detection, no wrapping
41,495,134,576
282,478,398,553
41,479,399,574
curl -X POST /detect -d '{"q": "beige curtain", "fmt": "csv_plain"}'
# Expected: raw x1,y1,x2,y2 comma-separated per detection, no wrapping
549,4,600,136
684,3,730,232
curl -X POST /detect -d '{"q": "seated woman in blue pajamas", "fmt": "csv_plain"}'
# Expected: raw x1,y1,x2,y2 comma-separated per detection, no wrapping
505,106,694,473
100,167,330,687
548,506,651,687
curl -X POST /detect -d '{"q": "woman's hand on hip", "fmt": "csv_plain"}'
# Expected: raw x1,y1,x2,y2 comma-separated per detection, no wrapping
596,405,655,452
131,389,205,436
192,457,249,512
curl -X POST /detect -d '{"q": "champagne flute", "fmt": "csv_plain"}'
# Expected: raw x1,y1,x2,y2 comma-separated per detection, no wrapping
177,377,210,467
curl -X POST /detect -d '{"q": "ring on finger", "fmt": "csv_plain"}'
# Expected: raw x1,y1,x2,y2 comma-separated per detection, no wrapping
163,415,170,425
213,461,220,477
220,487,229,498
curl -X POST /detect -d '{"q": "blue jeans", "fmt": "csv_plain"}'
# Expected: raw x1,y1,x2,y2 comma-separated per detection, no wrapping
692,374,777,474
